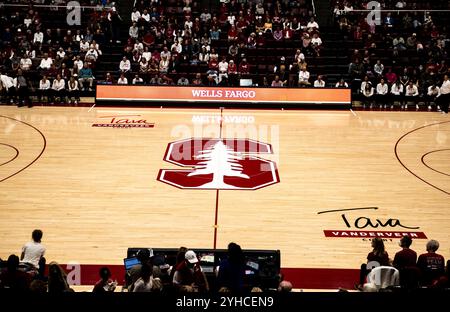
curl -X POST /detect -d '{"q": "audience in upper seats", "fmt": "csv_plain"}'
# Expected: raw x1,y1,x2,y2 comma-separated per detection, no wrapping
1,1,448,102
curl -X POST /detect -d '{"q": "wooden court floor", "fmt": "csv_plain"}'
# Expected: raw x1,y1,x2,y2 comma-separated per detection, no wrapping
1,106,449,272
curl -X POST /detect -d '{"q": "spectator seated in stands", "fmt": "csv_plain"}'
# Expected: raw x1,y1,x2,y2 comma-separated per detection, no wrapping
67,76,80,105
390,80,404,109
376,78,389,108
217,242,245,293
51,74,66,104
417,240,446,287
314,75,326,88
336,78,349,88
404,81,419,110
298,65,310,87
117,73,128,85
393,235,420,289
173,250,209,293
426,83,441,111
271,75,284,87
47,262,73,293
356,237,390,290
133,263,162,292
20,229,46,279
0,255,31,291
93,267,117,293
78,64,94,91
37,75,51,104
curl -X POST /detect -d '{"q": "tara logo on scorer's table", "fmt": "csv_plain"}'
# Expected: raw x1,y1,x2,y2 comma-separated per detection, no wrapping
157,138,279,190
92,115,154,128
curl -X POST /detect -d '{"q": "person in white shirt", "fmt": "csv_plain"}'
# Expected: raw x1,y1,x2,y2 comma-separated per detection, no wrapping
119,56,131,73
360,76,372,94
142,47,151,62
0,71,15,104
85,48,99,63
129,22,139,39
218,57,228,83
80,39,90,52
306,17,319,30
51,74,66,103
56,47,65,59
335,78,348,88
134,40,144,53
298,66,310,86
21,229,46,277
19,55,32,71
311,33,322,56
404,81,419,110
160,46,171,60
426,84,440,111
439,75,450,114
362,83,374,108
388,80,403,109
314,75,325,87
374,60,384,77
38,75,51,102
141,9,150,23
131,8,141,23
170,40,183,54
33,29,44,44
117,73,128,85
73,55,84,72
132,74,144,85
67,75,80,104
376,78,389,108
38,53,53,70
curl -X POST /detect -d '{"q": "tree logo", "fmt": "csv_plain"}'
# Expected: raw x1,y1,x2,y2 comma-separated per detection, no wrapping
157,138,279,190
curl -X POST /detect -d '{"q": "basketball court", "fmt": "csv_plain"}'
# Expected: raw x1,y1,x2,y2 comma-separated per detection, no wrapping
1,105,449,289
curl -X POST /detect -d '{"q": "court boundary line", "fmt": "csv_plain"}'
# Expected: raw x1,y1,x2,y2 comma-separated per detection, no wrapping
394,120,450,195
0,115,47,183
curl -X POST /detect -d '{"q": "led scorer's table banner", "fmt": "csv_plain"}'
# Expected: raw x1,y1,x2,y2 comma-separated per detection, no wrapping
96,85,351,104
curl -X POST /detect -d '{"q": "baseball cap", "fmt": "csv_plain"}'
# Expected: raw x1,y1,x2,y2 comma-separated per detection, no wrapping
185,250,198,264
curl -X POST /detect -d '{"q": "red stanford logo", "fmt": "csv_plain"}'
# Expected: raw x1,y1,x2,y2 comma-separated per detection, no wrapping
157,138,280,190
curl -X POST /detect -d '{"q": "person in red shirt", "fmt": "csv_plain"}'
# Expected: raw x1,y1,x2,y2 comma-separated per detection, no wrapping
208,56,219,70
417,240,445,287
393,235,419,288
385,67,398,85
238,58,250,75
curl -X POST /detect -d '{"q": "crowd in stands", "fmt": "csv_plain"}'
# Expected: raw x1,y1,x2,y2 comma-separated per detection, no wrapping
0,230,293,293
333,0,450,112
356,236,450,292
1,0,449,111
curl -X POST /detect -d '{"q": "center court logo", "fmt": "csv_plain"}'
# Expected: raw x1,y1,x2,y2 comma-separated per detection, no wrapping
157,138,280,190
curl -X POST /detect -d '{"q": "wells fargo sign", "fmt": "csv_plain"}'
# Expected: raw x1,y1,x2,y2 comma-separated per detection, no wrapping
96,85,351,104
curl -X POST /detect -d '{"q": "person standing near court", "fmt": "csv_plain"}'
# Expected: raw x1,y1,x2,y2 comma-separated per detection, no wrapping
21,229,46,279
439,74,450,114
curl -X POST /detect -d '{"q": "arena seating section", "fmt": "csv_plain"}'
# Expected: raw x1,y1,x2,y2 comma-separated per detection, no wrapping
1,0,449,107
